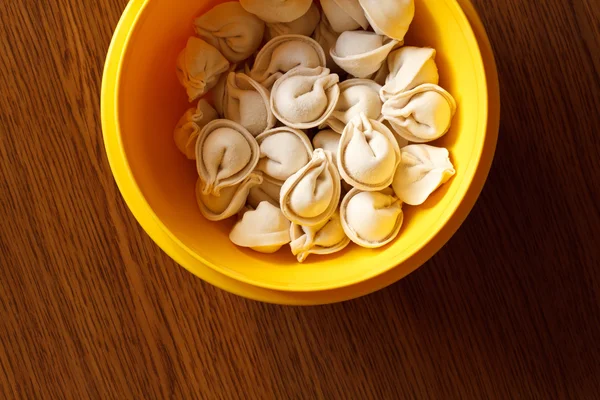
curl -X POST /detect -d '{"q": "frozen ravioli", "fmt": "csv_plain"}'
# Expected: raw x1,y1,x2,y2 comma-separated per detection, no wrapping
196,120,260,196
341,188,404,248
280,149,341,227
270,66,340,129
392,144,455,206
230,201,291,253
176,37,229,102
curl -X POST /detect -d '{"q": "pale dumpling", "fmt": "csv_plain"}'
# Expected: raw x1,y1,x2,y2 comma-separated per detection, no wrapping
194,2,265,63
271,66,340,129
173,99,218,160
312,129,341,165
340,188,404,248
211,64,238,116
358,0,415,41
196,172,263,221
382,83,457,143
256,127,313,184
290,210,350,262
338,113,401,191
196,120,260,196
249,35,326,89
392,144,455,206
240,0,313,23
321,79,383,133
363,62,391,86
221,72,276,136
320,0,369,33
312,14,342,74
247,177,282,208
381,47,439,101
229,201,291,253
382,120,410,149
176,37,230,102
265,3,320,40
280,149,341,226
331,31,398,78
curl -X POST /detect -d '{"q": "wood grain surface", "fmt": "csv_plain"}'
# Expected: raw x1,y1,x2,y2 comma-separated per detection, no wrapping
1,0,599,398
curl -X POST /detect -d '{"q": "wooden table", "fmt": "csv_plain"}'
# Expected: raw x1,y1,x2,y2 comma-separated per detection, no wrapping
1,1,599,398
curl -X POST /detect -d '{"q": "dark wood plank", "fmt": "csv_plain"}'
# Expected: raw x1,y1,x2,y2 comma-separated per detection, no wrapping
0,0,599,398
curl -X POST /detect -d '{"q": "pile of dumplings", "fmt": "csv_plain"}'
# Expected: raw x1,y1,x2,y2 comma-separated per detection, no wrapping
174,0,458,263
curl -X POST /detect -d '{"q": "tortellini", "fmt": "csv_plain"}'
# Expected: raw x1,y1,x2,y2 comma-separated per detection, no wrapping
382,83,457,143
320,0,369,33
247,177,283,209
265,3,321,40
340,188,404,248
194,2,265,63
392,145,455,206
249,35,326,89
256,127,313,183
321,79,383,133
240,0,313,23
381,46,439,101
173,99,218,160
176,37,230,102
220,72,276,136
312,15,342,74
330,31,398,78
280,149,341,226
229,201,291,253
290,210,350,262
271,66,340,129
196,172,263,221
338,113,401,191
312,129,341,166
196,120,260,196
358,0,415,42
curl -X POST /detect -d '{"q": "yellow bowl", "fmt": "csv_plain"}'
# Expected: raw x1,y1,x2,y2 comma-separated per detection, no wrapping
102,0,495,293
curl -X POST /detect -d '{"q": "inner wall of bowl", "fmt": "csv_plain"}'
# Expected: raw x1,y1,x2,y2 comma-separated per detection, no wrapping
118,0,481,288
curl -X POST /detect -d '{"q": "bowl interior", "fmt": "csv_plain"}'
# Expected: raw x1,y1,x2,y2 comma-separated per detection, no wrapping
116,0,487,291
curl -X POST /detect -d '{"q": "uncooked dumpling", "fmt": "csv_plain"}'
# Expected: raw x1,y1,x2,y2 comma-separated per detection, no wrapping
256,127,313,184
271,66,340,129
358,0,415,41
247,176,282,208
392,144,455,206
381,120,410,149
265,3,320,40
321,79,383,133
221,72,275,136
368,62,391,86
196,120,260,196
240,0,313,23
196,172,263,221
173,99,218,160
381,47,439,101
249,35,326,89
320,0,369,32
290,210,350,262
340,188,403,248
338,113,401,191
194,2,265,63
211,64,238,116
312,14,342,74
229,201,291,253
312,129,341,165
331,31,398,78
176,37,230,102
382,83,457,143
280,149,341,226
